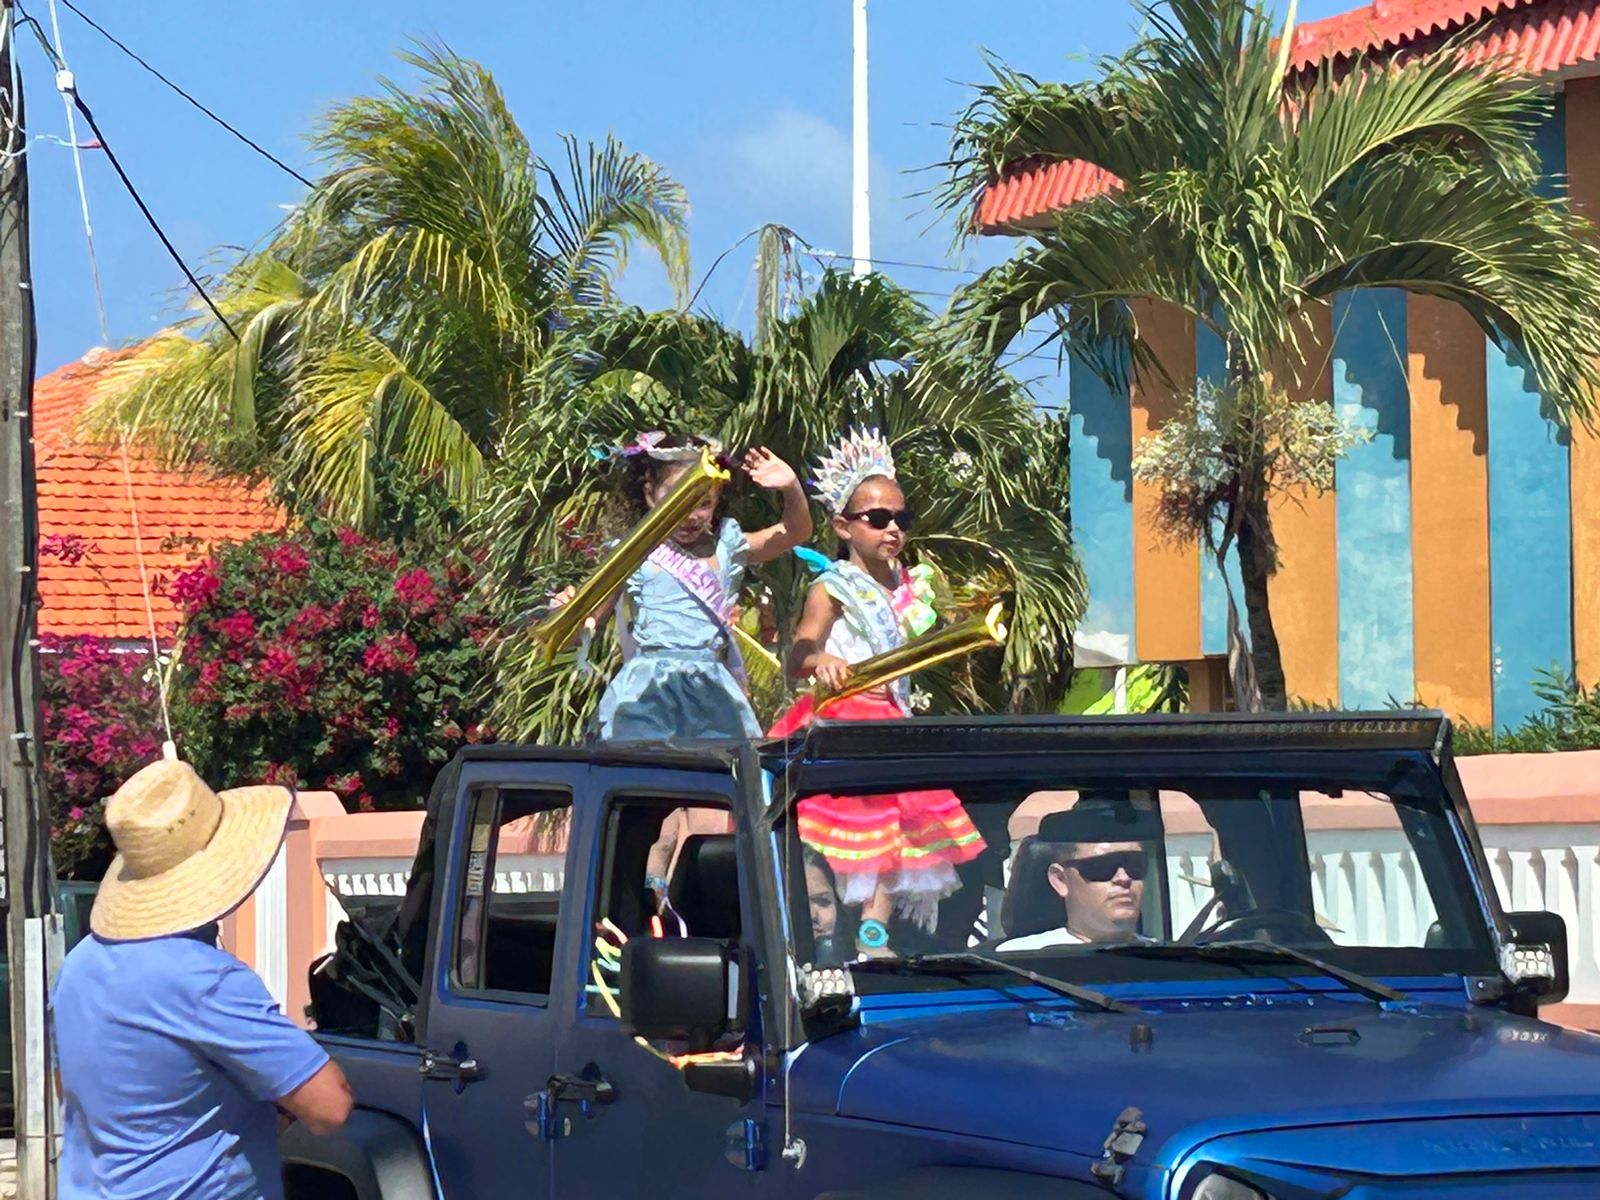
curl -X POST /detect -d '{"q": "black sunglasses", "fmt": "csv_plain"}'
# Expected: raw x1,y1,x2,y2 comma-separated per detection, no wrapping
843,507,915,531
1061,851,1148,883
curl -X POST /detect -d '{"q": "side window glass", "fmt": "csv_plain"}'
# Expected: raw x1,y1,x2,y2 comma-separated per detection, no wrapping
588,800,736,1019
454,788,571,1000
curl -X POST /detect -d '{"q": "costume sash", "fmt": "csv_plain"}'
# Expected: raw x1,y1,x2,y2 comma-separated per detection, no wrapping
822,562,914,708
638,540,749,686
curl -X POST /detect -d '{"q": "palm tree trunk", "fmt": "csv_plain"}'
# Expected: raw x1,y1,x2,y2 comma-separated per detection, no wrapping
1234,489,1289,711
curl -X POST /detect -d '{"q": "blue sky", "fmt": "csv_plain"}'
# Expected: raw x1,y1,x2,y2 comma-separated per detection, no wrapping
24,0,1354,377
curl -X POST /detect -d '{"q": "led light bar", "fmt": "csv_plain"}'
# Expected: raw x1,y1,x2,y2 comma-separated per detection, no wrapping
777,712,1448,765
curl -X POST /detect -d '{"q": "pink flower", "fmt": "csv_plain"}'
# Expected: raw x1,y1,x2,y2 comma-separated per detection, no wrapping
393,568,437,615
325,771,363,796
261,645,300,681
362,633,418,675
215,610,256,645
337,528,364,550
263,762,302,787
67,806,85,823
265,543,310,577
40,534,98,567
170,563,222,610
285,604,331,639
360,604,381,630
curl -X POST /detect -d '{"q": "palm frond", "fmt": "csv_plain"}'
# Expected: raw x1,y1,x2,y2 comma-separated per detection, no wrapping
1288,46,1546,202
940,57,1169,223
538,134,691,307
1308,147,1600,425
286,334,486,525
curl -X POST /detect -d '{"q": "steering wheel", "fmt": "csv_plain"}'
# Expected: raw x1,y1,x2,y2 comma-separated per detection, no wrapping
1189,906,1326,946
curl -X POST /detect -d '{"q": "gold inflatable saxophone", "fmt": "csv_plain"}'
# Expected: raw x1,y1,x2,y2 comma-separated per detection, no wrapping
531,448,732,664
816,602,1008,705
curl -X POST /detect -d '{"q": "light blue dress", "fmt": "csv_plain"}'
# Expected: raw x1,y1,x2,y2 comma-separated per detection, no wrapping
594,519,762,743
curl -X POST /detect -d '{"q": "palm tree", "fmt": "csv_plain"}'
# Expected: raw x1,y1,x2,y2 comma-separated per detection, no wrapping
84,45,690,531
478,252,1085,743
938,0,1600,709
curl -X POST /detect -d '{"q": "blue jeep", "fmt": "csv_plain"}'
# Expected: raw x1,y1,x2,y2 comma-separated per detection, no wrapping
285,713,1600,1198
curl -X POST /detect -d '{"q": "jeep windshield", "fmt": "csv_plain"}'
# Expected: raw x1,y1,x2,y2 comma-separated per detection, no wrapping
768,727,1501,999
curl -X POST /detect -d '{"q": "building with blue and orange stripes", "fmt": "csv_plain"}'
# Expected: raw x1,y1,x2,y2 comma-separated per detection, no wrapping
982,0,1600,728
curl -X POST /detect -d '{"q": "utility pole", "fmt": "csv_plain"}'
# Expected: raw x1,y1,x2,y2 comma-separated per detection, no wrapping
1,3,62,1196
851,0,871,277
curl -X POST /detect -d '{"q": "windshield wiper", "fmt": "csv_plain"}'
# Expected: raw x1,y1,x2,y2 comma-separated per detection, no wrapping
851,951,1139,1014
1092,940,1407,1005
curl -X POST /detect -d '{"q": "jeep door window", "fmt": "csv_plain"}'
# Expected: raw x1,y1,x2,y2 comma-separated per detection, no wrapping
453,787,571,1000
587,799,739,1027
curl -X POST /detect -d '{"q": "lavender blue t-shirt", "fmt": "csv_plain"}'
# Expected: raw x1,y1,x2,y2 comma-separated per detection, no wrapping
52,928,329,1200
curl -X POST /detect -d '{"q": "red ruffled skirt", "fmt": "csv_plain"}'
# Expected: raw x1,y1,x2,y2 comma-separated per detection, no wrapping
771,692,985,927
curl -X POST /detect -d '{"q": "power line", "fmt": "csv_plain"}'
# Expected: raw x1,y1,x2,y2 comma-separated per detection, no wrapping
686,226,760,311
12,3,238,338
804,246,981,276
58,0,312,187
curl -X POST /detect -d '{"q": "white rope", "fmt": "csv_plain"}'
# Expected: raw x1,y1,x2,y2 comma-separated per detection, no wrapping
46,1,175,759
45,0,106,347
116,436,176,758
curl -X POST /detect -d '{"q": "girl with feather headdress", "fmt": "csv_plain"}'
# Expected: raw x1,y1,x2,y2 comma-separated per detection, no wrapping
771,428,985,957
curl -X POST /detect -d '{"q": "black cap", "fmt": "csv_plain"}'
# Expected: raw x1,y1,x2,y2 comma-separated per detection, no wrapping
1037,791,1162,845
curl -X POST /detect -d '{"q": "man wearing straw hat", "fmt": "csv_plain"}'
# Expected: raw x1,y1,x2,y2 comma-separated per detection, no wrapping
52,759,352,1199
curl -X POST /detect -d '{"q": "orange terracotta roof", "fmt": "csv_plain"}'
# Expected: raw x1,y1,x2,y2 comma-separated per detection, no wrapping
978,0,1598,232
34,347,284,641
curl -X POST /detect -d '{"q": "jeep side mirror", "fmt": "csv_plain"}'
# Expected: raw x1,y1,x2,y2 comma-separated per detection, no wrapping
1505,910,1569,1006
620,937,737,1053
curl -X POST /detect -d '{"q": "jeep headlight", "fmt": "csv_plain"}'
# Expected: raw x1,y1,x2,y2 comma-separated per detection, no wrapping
1192,1174,1274,1200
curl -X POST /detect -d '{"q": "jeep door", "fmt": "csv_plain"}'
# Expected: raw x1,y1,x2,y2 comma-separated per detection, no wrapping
419,759,587,1200
548,767,764,1199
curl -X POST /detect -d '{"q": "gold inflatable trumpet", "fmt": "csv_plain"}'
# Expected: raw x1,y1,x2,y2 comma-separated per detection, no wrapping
816,602,1008,705
531,448,731,664
731,625,782,696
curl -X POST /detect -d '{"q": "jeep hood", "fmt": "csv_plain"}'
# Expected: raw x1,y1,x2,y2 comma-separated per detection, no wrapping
791,1000,1600,1162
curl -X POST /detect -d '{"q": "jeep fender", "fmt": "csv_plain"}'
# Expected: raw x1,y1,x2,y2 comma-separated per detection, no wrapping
815,1165,1110,1199
281,1108,435,1200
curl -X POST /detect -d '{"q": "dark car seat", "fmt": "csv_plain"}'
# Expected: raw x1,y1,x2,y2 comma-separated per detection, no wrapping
668,834,741,941
1001,837,1068,940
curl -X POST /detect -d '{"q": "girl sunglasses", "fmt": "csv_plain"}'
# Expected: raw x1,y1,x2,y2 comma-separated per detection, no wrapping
843,507,915,531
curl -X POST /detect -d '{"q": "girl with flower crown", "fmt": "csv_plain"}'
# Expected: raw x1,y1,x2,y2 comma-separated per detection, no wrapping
553,433,812,744
769,428,985,958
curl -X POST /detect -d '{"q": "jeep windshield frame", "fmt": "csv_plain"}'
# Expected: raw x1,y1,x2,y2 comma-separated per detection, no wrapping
754,712,1509,1016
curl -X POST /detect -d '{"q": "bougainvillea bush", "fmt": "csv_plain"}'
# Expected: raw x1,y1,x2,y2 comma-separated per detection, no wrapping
40,634,165,879
170,518,494,812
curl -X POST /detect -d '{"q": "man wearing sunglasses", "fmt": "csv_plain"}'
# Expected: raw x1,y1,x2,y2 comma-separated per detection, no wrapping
999,797,1156,950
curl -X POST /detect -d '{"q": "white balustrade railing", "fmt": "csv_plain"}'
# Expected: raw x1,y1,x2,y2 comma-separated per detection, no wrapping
316,853,566,967
1168,827,1600,1006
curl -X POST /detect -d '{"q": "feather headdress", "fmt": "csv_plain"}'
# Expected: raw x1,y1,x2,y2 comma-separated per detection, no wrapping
605,431,725,465
812,427,896,516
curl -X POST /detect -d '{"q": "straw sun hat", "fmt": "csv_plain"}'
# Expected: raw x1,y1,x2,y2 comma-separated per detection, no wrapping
90,758,293,941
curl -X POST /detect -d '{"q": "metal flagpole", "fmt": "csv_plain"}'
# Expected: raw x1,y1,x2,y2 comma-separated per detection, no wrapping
851,0,871,277
0,3,63,1195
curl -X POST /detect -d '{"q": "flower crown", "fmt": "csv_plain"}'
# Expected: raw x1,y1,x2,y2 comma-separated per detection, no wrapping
813,426,896,516
604,431,725,465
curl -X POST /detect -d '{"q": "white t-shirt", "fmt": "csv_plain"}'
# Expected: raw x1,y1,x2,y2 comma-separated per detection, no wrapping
995,927,1089,952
